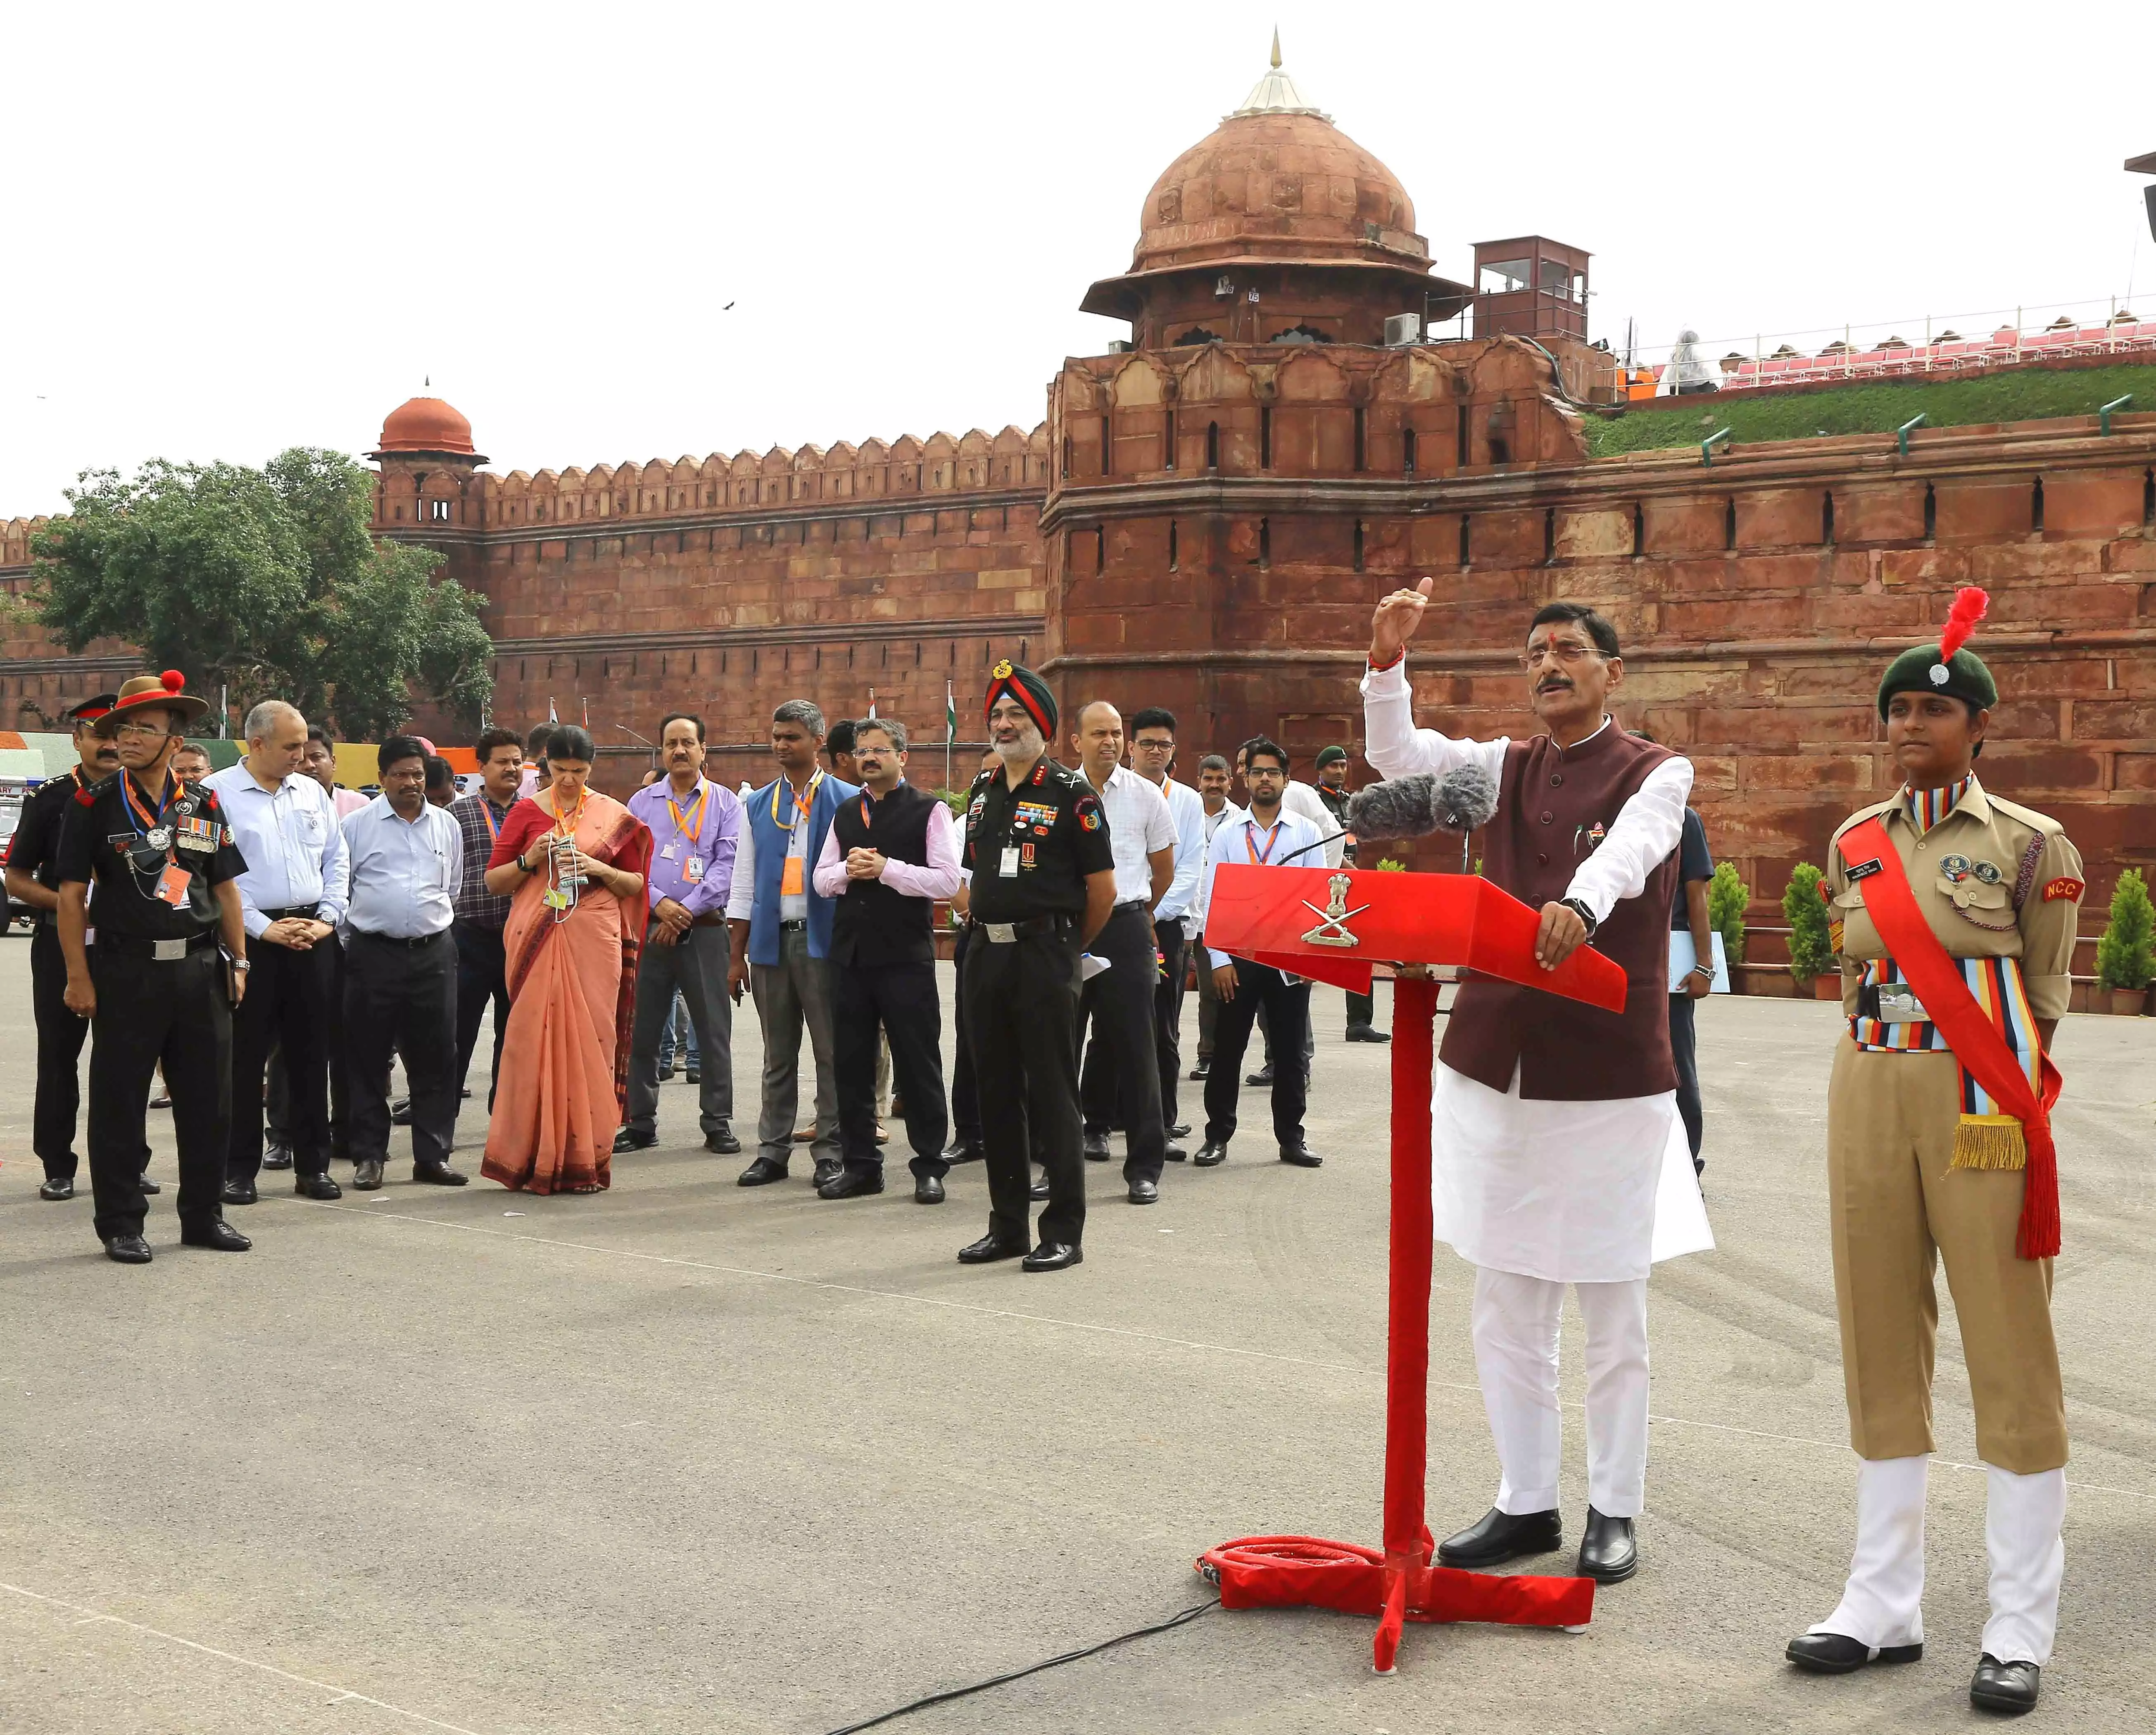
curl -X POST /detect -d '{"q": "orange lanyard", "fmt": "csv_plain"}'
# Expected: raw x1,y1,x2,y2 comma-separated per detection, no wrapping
771,770,822,831
666,783,708,843
550,792,586,840
478,799,502,845
1243,820,1284,865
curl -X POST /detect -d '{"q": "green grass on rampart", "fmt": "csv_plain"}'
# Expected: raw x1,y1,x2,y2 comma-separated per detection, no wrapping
1583,363,2156,460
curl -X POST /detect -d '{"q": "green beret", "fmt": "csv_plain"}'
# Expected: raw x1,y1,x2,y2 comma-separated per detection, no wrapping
1876,644,1997,719
1315,745,1349,770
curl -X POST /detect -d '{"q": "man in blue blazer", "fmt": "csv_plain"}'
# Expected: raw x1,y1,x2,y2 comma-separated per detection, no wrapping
726,700,859,1186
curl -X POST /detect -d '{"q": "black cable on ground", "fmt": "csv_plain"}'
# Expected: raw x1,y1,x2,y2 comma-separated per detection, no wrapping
820,1596,1221,1735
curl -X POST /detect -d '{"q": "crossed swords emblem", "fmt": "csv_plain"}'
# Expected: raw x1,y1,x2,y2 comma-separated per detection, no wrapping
1300,872,1368,948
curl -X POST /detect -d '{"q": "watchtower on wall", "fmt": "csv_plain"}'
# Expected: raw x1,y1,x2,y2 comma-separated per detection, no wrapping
369,396,488,535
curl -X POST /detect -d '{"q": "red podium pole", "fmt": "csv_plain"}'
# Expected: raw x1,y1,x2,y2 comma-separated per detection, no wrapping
1196,867,1616,1670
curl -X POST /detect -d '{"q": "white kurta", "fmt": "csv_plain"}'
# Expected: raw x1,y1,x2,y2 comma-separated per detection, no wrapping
1362,661,1714,1282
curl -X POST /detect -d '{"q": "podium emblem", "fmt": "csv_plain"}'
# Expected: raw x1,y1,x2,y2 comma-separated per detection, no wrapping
1300,872,1369,948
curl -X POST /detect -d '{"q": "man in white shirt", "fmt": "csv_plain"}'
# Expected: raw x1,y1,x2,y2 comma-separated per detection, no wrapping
1234,742,1331,1091
1193,737,1327,1171
1068,702,1181,1203
204,700,349,1206
338,735,467,1191
1187,753,1242,1085
1124,706,1206,1138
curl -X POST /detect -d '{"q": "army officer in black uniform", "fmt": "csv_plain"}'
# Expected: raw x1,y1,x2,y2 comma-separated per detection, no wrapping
958,662,1116,1273
55,671,254,1264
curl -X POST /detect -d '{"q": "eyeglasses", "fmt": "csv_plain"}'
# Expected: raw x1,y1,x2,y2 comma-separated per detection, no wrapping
1132,738,1174,752
114,720,179,741
1519,642,1606,671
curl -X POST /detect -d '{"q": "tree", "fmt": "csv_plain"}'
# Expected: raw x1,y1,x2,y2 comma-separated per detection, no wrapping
1708,860,1750,966
1781,862,1833,984
2097,869,2153,993
30,447,492,738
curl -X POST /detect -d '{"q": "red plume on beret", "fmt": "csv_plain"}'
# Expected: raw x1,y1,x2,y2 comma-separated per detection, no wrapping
1937,587,1988,662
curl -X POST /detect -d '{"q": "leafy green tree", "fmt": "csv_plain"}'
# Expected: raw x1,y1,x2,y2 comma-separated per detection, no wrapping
2097,869,2154,992
1781,862,1834,984
30,447,491,738
1708,860,1750,965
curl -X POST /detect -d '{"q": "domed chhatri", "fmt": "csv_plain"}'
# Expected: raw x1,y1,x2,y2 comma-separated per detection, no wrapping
371,395,482,459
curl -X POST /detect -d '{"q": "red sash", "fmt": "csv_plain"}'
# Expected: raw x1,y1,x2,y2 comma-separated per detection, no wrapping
1840,816,2061,1259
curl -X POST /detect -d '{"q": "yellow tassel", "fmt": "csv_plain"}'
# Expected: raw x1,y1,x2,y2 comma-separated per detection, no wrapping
1951,1116,2027,1171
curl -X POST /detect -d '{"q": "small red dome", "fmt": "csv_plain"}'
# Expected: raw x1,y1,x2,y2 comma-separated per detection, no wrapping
375,396,475,455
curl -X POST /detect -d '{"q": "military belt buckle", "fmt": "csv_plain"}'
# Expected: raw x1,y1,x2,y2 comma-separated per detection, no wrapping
983,922,1017,944
1874,984,1928,1022
152,938,188,962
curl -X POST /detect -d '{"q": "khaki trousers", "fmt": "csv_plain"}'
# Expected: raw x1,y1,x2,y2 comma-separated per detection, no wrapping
1826,1039,2066,1474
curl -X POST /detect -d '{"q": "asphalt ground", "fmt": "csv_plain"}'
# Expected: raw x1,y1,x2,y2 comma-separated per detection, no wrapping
2,943,2152,1735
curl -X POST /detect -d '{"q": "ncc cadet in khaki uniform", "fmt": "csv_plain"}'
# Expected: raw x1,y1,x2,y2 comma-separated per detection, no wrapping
1789,590,2084,1716
956,662,1115,1273
55,672,256,1265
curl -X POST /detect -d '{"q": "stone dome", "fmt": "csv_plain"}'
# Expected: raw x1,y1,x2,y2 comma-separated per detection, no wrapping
373,395,477,456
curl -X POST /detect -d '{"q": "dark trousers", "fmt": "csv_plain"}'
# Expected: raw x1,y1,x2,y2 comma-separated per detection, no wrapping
1346,986,1379,1032
1077,904,1169,1185
31,923,90,1179
1203,960,1311,1148
453,920,510,1112
342,929,458,1169
950,926,980,1144
1669,990,1704,1170
227,934,333,1184
86,946,231,1242
835,959,949,1179
1151,920,1190,1128
965,925,1084,1249
266,939,351,1157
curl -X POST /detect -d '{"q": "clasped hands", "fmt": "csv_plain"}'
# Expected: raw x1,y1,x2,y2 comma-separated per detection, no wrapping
260,917,334,949
844,846,889,882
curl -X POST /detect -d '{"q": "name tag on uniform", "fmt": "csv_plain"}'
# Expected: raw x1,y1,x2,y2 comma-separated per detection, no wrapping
999,846,1020,878
1875,984,1929,1022
155,863,193,908
683,854,703,883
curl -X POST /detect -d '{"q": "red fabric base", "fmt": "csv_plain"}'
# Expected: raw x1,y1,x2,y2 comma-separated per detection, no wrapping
1199,1535,1594,1628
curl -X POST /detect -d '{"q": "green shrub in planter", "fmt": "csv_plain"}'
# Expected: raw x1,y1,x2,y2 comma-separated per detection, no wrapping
2097,869,2154,992
1708,860,1750,966
1782,862,1834,984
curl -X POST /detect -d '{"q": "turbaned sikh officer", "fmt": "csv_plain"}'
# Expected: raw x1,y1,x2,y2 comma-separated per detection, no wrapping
1788,590,2083,1717
55,672,253,1264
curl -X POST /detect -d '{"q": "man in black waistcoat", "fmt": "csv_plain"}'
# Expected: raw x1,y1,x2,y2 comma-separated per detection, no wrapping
811,718,961,1203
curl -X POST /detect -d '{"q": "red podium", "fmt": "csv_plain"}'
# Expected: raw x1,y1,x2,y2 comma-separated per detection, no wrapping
1194,865,1626,1671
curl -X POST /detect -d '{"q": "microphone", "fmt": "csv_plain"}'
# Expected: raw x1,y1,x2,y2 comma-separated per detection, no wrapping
1344,763,1497,841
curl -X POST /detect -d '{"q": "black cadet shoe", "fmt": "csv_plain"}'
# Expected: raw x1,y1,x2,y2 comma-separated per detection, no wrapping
1029,1172,1051,1200
941,1135,984,1164
706,1127,742,1155
104,1234,153,1264
1167,1122,1191,1139
413,1162,468,1186
352,1159,385,1191
613,1127,658,1153
1189,1058,1211,1081
261,1142,294,1171
914,1174,946,1205
1193,1141,1229,1167
181,1220,252,1252
1785,1632,1924,1674
294,1173,343,1201
221,1179,258,1206
1437,1507,1564,1568
1022,1242,1083,1273
138,1174,161,1195
1345,1025,1392,1043
1578,1507,1638,1583
818,1168,885,1200
1970,1655,2040,1714
737,1156,789,1186
1278,1142,1322,1167
957,1234,1027,1265
1128,1178,1158,1205
1081,1132,1111,1162
1246,1063,1274,1087
39,1176,75,1202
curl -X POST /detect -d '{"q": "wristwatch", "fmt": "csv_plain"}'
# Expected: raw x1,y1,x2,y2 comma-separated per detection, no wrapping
1559,897,1599,940
230,957,252,973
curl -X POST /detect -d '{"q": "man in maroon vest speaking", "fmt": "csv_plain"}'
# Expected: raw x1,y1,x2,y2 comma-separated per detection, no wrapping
1361,578,1713,1586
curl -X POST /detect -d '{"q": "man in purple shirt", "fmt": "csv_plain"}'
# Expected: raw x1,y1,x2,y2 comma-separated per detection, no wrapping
616,713,743,1155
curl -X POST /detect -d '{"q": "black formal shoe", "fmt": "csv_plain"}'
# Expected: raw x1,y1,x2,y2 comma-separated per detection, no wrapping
942,1136,984,1164
1189,1058,1210,1081
414,1162,468,1186
294,1173,343,1201
705,1127,742,1155
1970,1655,2040,1714
1082,1132,1111,1162
39,1176,75,1202
1246,1063,1274,1087
1167,1122,1191,1139
352,1159,385,1191
1785,1632,1924,1674
1578,1507,1638,1583
813,1157,844,1188
390,1097,412,1125
915,1174,946,1205
261,1142,294,1170
149,1090,171,1110
1436,1507,1563,1568
1193,1141,1229,1167
818,1167,885,1200
181,1219,252,1253
1022,1241,1082,1273
221,1179,258,1206
1162,1143,1188,1166
1345,1024,1392,1043
737,1156,789,1186
138,1174,161,1195
958,1234,1028,1264
613,1127,658,1153
1278,1142,1322,1167
1028,1174,1051,1200
104,1234,152,1264
685,1068,700,1084
1128,1178,1159,1205
656,1062,676,1082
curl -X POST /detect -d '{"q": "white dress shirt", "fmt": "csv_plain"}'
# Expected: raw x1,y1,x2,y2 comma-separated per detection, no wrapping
339,795,463,939
1199,806,1329,969
1142,774,1206,923
202,762,350,938
725,775,824,923
1086,763,1177,905
1190,799,1245,931
1280,780,1345,869
811,795,962,901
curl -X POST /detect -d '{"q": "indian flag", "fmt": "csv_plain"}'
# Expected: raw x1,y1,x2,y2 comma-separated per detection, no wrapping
945,680,956,744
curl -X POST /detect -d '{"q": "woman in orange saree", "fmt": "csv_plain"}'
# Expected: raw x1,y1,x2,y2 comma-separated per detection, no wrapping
480,727,653,1194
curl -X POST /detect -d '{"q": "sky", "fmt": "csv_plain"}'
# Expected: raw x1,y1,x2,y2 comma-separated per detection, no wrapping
4,0,2154,518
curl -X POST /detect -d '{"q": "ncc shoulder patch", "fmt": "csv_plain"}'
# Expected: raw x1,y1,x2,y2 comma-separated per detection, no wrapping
1074,794,1101,830
74,786,97,806
1818,879,1833,903
2041,877,2085,903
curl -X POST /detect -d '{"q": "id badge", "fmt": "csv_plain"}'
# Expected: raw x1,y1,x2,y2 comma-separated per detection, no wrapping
999,846,1020,878
155,862,193,908
781,855,805,897
683,854,703,883
1875,984,1929,1023
660,841,680,862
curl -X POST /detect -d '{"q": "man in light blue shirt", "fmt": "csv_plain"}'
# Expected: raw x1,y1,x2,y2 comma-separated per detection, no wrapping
1124,706,1207,1137
203,700,350,1205
338,735,466,1191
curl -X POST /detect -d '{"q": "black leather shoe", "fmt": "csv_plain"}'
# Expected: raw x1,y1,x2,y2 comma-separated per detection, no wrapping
294,1173,343,1201
1437,1507,1563,1568
40,1176,75,1201
685,1068,699,1084
261,1142,294,1170
1193,1141,1228,1167
1029,1174,1051,1200
1345,1025,1392,1043
352,1159,385,1191
390,1097,412,1126
1129,1177,1158,1205
958,1234,1028,1264
942,1136,984,1164
1785,1632,1924,1674
414,1162,468,1186
1022,1241,1083,1272
812,1157,843,1188
1970,1655,2040,1714
613,1127,658,1153
181,1219,252,1253
138,1174,161,1195
1278,1142,1323,1167
915,1173,946,1204
1082,1132,1111,1162
818,1167,885,1200
657,1063,676,1082
104,1234,152,1264
1189,1059,1210,1081
1162,1141,1188,1164
737,1156,789,1186
1246,1063,1274,1086
221,1179,258,1206
1578,1507,1637,1583
1167,1122,1191,1139
705,1127,742,1155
